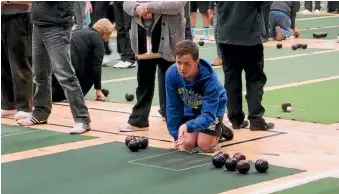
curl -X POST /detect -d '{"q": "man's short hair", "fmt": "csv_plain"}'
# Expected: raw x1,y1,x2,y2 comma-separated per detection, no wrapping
173,40,199,61
92,18,114,35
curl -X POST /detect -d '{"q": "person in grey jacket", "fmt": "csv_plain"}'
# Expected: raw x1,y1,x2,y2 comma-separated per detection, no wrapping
217,2,274,131
120,1,186,132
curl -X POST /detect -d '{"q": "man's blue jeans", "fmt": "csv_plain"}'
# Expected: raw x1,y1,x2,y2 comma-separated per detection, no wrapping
269,11,293,38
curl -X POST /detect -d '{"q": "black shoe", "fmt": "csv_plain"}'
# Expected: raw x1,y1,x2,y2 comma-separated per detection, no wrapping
250,122,274,131
232,120,249,129
220,123,234,141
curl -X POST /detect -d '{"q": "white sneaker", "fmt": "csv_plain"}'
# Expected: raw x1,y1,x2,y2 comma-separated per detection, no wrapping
102,54,114,65
1,109,17,117
118,61,137,69
70,123,91,134
14,111,31,120
315,9,320,15
119,123,149,132
112,61,126,68
302,10,312,14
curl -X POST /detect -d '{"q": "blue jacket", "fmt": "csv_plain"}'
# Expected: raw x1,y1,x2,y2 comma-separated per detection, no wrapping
165,58,227,140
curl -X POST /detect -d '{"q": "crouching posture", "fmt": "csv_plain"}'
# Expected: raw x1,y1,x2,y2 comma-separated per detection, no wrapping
165,40,233,153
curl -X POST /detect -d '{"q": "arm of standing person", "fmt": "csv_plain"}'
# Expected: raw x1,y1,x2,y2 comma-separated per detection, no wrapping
145,1,187,15
91,33,105,100
165,68,184,141
185,79,220,133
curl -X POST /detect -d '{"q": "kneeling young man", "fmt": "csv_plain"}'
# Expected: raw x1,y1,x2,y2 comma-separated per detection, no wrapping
166,40,233,153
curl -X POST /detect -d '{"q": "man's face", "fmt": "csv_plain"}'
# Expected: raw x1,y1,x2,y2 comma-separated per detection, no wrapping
176,54,199,78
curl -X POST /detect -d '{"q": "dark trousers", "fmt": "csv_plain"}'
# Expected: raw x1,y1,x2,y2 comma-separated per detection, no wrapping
52,74,93,102
113,1,135,63
1,13,32,112
219,43,267,126
327,1,339,11
128,59,173,127
261,4,271,40
89,1,114,54
305,1,321,11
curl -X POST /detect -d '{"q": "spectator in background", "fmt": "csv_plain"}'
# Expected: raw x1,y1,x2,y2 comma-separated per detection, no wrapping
269,1,301,41
190,1,210,40
74,1,88,30
208,1,222,66
1,1,32,120
112,1,136,69
303,1,321,15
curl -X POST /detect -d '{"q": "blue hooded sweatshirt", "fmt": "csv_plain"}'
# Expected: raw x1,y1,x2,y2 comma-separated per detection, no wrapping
165,58,227,140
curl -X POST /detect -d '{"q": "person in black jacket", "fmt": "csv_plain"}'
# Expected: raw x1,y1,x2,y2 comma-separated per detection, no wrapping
217,2,274,131
52,18,114,102
17,2,91,134
269,1,301,41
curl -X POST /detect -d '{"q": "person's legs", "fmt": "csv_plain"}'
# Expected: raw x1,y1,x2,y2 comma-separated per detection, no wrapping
190,1,198,39
74,1,87,30
113,1,123,59
314,1,321,11
121,59,158,130
196,1,210,40
211,4,222,66
157,59,174,118
243,44,273,130
6,13,32,115
304,1,313,12
44,26,90,125
219,43,246,128
1,38,16,115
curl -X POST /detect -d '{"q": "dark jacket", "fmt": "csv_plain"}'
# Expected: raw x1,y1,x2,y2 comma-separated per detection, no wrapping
71,28,104,90
30,1,74,26
217,2,271,46
270,1,300,29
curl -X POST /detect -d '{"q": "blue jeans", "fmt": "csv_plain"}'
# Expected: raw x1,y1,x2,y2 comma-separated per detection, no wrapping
269,11,293,38
32,25,90,123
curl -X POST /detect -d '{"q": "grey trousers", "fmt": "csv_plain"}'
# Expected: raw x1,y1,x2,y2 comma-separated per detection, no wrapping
1,13,32,112
74,1,87,30
213,5,221,57
32,24,90,123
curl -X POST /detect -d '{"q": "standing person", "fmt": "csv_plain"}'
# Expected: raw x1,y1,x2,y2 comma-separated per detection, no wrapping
208,1,222,66
190,1,210,40
112,1,136,69
217,2,274,130
1,1,32,120
17,2,91,134
52,19,114,102
327,1,339,13
119,1,186,132
303,1,321,15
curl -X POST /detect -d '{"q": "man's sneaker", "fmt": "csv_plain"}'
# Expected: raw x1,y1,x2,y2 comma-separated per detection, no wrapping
211,56,222,66
250,122,274,131
220,123,234,141
17,116,47,126
275,26,283,41
14,111,31,120
119,61,137,69
70,123,91,134
1,109,17,117
314,9,320,15
232,120,249,129
302,9,312,14
119,123,149,132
